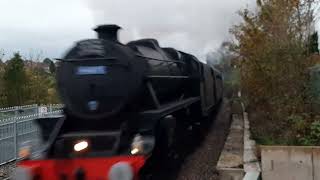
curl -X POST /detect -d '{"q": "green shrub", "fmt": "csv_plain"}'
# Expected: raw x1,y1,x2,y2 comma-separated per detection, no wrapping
300,121,320,145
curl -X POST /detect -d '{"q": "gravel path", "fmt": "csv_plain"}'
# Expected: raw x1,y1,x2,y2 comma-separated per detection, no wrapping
176,99,231,180
0,161,15,179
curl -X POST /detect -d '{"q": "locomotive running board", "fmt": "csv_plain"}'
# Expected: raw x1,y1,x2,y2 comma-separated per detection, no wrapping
138,97,200,131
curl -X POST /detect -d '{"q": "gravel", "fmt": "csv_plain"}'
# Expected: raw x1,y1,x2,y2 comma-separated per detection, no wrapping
176,99,232,180
0,161,16,179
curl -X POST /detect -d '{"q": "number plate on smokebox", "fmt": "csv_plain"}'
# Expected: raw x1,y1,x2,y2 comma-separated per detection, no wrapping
76,66,107,75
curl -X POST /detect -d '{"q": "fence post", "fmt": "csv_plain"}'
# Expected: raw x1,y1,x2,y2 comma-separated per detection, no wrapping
36,104,39,115
14,106,18,118
14,107,18,159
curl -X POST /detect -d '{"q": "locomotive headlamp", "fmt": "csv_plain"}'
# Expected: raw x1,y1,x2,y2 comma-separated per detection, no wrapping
130,148,139,155
74,140,89,152
130,134,155,155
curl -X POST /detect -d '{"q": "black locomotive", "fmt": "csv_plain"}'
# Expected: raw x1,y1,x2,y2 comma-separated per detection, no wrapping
57,24,222,130
16,25,223,180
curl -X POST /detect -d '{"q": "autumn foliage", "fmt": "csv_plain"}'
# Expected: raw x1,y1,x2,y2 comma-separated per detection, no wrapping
231,0,320,145
0,53,59,107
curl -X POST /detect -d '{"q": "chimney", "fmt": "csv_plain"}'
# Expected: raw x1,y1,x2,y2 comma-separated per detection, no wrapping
94,24,121,42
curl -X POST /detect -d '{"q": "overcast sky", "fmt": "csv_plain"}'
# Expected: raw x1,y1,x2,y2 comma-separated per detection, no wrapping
0,0,317,61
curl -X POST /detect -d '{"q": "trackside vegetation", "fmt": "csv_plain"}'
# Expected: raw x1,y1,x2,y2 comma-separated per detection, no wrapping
0,52,60,107
230,0,320,145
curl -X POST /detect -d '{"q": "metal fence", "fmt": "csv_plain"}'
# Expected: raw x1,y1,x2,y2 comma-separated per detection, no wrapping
0,104,63,165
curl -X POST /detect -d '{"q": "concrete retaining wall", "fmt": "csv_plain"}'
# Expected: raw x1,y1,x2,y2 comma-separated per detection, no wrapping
217,108,260,180
261,146,320,180
217,114,244,180
217,91,261,180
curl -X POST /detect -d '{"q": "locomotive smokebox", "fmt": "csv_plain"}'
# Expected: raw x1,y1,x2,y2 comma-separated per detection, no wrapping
57,25,148,123
94,24,121,42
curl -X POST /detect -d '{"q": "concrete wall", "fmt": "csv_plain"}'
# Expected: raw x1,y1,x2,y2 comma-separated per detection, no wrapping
261,146,320,180
217,114,244,180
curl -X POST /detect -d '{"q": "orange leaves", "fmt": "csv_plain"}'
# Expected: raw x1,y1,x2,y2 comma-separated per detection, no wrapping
230,0,316,117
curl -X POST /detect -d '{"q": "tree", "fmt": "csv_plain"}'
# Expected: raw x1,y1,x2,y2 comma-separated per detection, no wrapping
23,56,60,104
0,58,6,107
308,32,319,54
43,58,56,74
43,58,51,64
0,49,5,62
49,62,56,74
3,53,27,106
25,68,51,104
231,0,316,108
230,0,319,144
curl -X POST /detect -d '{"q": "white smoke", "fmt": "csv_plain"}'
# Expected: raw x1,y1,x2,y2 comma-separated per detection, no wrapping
86,0,254,60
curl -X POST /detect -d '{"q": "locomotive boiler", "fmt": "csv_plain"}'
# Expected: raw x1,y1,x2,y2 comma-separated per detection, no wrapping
15,24,223,180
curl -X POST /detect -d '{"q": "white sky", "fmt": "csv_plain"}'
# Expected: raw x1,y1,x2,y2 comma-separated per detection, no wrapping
0,0,317,60
0,0,94,59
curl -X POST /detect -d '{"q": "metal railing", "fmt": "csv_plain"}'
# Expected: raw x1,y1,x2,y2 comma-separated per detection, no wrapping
0,104,63,165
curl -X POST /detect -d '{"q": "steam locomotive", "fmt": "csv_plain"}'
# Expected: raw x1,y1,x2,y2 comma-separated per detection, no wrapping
15,25,223,180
